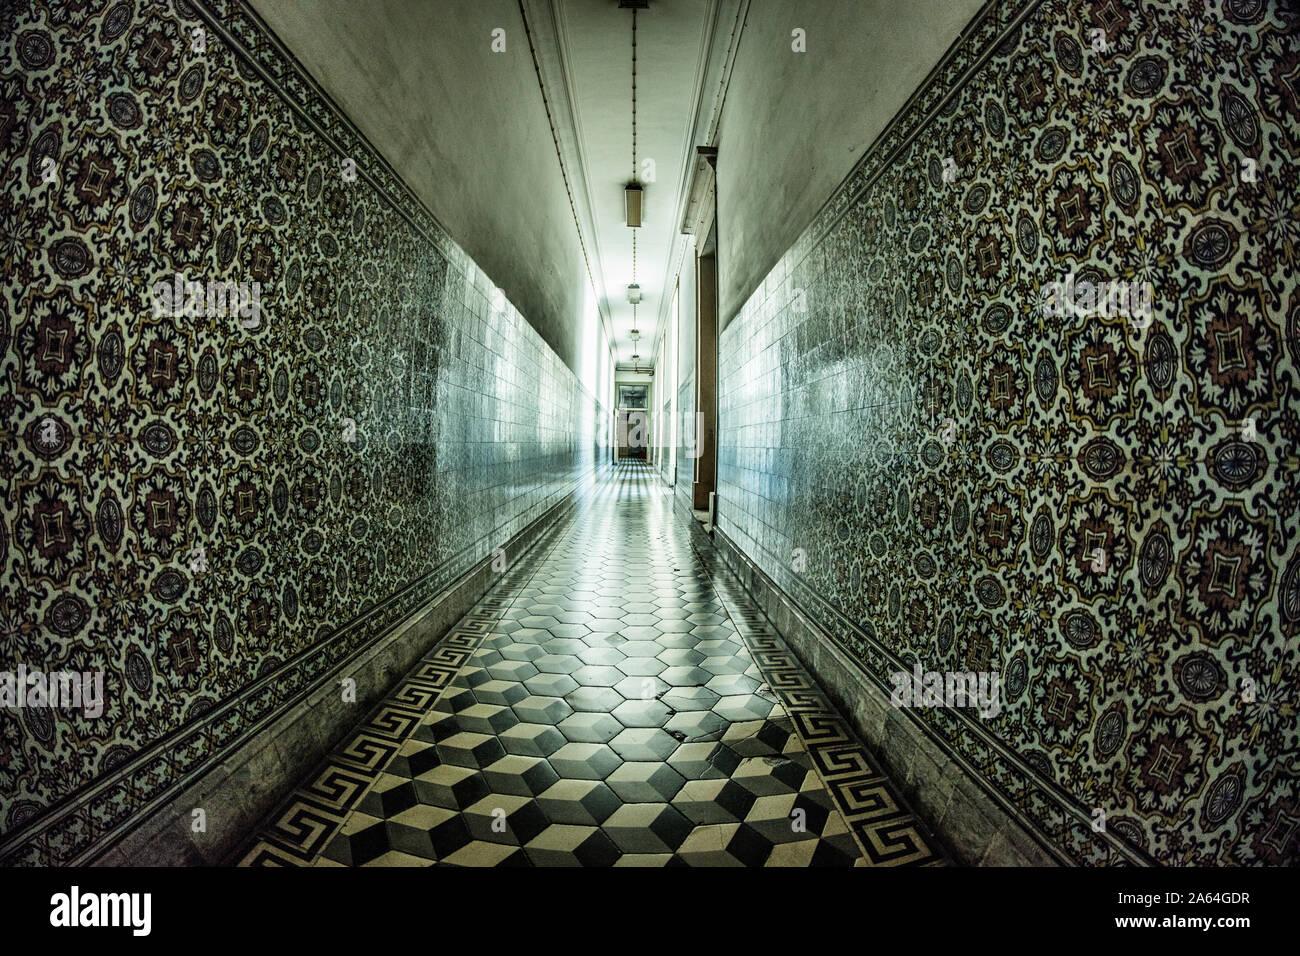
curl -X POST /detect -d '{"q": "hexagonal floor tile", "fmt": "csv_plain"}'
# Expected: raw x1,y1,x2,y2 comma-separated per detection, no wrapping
620,625,662,641
471,679,530,707
577,646,626,667
486,660,540,683
686,613,727,626
535,779,621,825
462,794,549,845
534,653,583,675
548,742,623,780
438,841,532,867
524,825,621,866
674,824,751,866
242,463,951,869
397,805,475,861
615,656,667,677
706,673,762,696
661,685,720,711
509,627,550,645
453,702,521,736
498,721,566,757
470,648,504,667
731,755,808,796
654,607,691,620
665,709,728,742
744,791,834,846
609,727,678,762
653,632,698,649
621,614,659,628
519,615,561,629
482,754,560,796
387,737,442,779
700,656,750,677
543,637,589,656
618,639,663,657
606,761,686,803
657,647,706,666
571,664,624,687
723,718,795,757
614,675,670,700
656,618,694,633
601,803,692,854
666,741,731,781
673,778,758,825
436,731,506,770
557,711,623,743
546,622,592,640
499,642,546,662
611,698,672,728
660,665,713,687
553,611,595,626
565,685,624,712
412,763,490,811
712,694,775,722
433,684,476,714
512,694,573,725
523,672,580,698
581,631,628,648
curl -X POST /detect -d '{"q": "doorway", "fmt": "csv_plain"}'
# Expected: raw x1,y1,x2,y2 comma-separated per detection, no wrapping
692,223,717,511
616,382,650,461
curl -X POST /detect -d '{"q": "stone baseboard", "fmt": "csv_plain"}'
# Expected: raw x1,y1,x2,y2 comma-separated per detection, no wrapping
92,484,583,866
681,504,1060,866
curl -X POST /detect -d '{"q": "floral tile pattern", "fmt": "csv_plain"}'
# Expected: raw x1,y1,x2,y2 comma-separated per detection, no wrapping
716,0,1300,865
0,0,606,864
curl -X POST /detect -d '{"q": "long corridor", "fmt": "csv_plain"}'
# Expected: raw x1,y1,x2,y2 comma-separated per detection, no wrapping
238,464,944,866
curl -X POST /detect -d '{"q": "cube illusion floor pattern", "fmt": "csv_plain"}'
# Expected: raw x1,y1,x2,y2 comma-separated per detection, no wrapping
238,463,946,867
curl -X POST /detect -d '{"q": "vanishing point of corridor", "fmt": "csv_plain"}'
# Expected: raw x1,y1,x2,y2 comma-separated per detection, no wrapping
240,464,943,866
4,0,1297,914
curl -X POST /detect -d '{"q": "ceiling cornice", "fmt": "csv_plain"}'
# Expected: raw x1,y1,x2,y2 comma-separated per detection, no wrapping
518,0,618,367
649,0,748,359
520,0,749,371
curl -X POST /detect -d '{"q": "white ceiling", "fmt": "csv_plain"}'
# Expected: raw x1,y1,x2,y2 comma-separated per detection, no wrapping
252,0,740,378
551,0,713,368
248,0,595,375
254,2,975,379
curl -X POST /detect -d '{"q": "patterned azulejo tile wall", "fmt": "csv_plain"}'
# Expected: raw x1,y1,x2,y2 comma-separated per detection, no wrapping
716,0,1299,865
0,0,605,864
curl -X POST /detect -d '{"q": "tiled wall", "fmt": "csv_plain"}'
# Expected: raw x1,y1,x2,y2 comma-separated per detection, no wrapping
716,0,1299,865
0,0,605,864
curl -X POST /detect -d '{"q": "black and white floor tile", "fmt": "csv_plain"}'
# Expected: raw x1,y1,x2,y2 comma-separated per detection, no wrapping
238,463,945,867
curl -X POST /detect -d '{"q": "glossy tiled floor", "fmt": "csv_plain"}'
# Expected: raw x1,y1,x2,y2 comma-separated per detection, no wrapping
238,463,945,866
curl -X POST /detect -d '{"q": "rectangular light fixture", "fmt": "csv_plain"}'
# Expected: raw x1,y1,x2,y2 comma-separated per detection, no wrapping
625,183,642,228
627,283,642,304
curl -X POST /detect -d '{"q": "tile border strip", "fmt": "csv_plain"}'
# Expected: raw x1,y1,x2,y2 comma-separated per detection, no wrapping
0,0,599,866
675,505,950,866
232,505,577,866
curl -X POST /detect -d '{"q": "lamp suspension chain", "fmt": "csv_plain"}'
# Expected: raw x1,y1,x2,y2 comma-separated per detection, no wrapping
631,7,638,345
626,8,631,291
